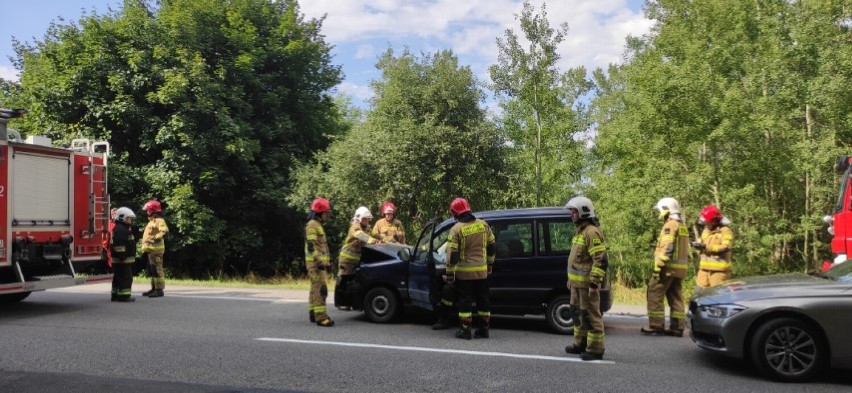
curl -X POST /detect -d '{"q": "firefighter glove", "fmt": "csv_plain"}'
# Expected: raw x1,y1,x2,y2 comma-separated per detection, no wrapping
487,265,493,275
655,259,666,269
691,241,706,251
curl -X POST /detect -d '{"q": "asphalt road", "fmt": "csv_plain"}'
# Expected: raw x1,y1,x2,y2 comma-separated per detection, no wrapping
0,285,850,393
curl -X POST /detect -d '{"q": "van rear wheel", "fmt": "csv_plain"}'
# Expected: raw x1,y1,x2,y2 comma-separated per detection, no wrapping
545,294,574,334
363,287,401,323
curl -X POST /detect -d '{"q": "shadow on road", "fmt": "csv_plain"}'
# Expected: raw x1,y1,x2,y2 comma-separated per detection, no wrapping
693,350,852,385
0,299,99,321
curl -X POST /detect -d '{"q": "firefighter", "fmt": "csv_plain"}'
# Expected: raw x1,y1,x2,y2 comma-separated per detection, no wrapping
336,206,382,309
110,207,137,302
693,205,734,288
564,196,608,361
141,199,169,298
446,197,495,339
372,201,406,244
641,197,689,337
305,198,334,327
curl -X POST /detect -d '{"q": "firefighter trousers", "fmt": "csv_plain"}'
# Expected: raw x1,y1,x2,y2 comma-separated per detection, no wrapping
570,285,605,354
308,266,329,321
646,274,685,331
147,251,165,290
696,269,729,288
111,263,133,299
455,279,490,328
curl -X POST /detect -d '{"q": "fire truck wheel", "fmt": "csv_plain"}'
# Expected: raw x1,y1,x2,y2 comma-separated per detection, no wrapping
0,291,31,304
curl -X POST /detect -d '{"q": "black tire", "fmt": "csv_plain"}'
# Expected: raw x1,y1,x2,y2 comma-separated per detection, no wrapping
363,287,401,323
749,317,827,382
545,294,574,335
0,291,31,304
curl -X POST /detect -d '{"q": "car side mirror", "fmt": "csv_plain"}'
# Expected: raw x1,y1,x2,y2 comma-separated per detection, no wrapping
398,247,412,262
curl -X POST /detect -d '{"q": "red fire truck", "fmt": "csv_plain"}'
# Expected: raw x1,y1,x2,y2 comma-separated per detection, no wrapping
0,109,112,303
824,156,852,271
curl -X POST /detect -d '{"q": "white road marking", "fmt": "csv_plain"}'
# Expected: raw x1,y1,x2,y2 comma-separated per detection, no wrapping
162,294,303,303
256,337,615,364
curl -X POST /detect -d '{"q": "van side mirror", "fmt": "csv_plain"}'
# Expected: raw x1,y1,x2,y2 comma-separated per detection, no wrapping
398,247,412,262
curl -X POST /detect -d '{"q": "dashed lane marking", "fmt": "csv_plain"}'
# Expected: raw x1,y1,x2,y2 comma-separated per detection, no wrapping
256,337,615,364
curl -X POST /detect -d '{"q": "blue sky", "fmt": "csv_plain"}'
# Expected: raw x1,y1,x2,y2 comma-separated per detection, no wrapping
0,0,652,108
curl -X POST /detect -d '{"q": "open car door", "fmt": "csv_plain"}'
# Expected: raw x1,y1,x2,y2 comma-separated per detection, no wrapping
407,218,437,310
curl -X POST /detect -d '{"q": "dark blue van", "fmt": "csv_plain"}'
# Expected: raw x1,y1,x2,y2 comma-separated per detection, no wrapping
334,207,613,334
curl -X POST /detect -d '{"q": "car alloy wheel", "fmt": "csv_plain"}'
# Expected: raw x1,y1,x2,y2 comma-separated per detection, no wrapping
363,287,400,323
750,317,826,382
545,294,574,335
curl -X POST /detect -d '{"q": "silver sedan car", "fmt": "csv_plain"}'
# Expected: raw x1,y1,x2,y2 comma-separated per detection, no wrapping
687,262,852,382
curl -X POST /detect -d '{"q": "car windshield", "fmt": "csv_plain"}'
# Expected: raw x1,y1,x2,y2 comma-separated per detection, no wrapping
822,261,852,283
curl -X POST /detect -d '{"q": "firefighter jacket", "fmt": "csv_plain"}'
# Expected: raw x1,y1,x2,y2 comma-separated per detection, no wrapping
446,218,496,281
372,218,406,244
567,221,608,289
305,219,330,269
654,218,690,279
141,216,169,254
338,222,379,265
110,221,136,265
699,226,734,272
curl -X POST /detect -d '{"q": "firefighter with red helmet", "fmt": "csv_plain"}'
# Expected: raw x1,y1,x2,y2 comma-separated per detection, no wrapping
641,197,689,337
110,207,137,302
693,205,734,288
564,196,608,361
372,201,406,244
446,197,495,339
141,199,169,298
305,198,334,326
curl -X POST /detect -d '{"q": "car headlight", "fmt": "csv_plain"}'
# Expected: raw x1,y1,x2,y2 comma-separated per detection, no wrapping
700,304,747,318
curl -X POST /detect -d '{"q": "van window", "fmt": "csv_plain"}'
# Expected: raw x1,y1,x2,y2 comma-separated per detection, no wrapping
538,220,574,255
490,221,533,258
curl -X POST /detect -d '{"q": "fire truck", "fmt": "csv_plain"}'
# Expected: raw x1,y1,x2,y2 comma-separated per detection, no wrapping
0,109,112,303
823,156,852,271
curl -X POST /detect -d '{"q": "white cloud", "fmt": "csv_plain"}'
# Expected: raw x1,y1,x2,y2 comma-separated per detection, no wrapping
337,81,374,102
0,65,19,82
354,44,376,59
301,0,652,73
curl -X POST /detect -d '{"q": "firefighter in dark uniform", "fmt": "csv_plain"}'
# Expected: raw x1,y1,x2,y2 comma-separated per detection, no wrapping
693,205,734,288
564,196,608,361
305,198,334,327
642,197,690,337
110,207,137,302
430,280,456,330
446,197,496,339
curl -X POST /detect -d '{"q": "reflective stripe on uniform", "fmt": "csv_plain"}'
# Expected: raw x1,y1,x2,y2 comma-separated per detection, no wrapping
454,264,487,273
588,245,606,254
700,260,732,270
671,311,686,319
587,331,605,344
340,249,360,261
458,312,472,318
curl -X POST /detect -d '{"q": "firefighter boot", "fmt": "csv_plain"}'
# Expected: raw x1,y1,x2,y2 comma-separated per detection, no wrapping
142,284,155,297
431,305,452,330
317,317,335,327
580,351,604,361
116,296,136,303
565,344,586,355
309,310,316,323
474,317,490,339
455,318,472,340
640,326,666,336
111,293,118,302
147,289,164,298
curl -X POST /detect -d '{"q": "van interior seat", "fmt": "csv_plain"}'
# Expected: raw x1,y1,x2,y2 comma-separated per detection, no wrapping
497,229,524,258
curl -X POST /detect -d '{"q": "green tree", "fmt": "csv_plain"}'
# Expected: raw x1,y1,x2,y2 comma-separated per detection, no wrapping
290,48,507,242
589,0,852,285
489,1,593,207
10,0,344,278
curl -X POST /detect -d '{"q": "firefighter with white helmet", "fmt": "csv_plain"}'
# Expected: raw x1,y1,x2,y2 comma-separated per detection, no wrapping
305,198,334,326
564,196,608,361
372,201,406,244
110,207,137,302
693,205,734,288
141,199,169,298
642,197,690,337
336,206,382,310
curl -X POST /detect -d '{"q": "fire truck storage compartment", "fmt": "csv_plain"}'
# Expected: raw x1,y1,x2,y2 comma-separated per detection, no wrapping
12,152,70,225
